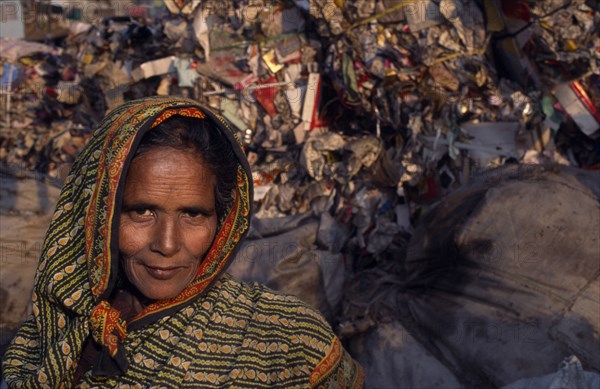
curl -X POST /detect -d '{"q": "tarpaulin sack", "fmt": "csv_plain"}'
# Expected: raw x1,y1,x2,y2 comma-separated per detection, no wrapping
501,355,600,389
403,165,600,388
348,320,463,389
228,212,346,324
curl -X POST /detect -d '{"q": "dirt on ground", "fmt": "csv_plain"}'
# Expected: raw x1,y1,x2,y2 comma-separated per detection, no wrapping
0,171,61,356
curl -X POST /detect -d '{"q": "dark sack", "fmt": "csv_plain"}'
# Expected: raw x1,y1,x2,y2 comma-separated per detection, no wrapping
403,166,600,387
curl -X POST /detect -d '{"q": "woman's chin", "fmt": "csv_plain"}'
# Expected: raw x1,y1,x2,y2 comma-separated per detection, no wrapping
140,287,182,301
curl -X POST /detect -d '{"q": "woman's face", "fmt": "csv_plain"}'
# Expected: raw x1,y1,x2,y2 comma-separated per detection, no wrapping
119,147,218,301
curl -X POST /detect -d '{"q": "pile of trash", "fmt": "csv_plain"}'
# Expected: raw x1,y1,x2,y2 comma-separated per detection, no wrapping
1,1,598,211
1,0,599,386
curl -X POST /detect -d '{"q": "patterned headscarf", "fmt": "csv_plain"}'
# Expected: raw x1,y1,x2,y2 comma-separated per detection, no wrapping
2,97,253,385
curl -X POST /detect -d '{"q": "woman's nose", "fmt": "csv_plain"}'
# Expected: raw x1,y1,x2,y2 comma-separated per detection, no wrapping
150,216,181,257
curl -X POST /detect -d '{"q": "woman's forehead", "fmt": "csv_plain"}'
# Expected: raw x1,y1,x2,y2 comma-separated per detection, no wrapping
128,147,211,178
123,147,216,206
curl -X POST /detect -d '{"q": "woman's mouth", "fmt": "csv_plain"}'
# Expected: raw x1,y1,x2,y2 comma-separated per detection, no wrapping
143,265,184,280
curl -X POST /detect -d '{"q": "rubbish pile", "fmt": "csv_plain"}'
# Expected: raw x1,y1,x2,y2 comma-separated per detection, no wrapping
1,0,599,385
1,1,597,198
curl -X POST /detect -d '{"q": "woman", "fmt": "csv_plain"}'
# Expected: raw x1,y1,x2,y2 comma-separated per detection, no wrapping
2,97,363,387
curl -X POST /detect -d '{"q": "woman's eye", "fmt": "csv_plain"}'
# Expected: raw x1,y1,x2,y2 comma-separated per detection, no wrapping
132,209,153,218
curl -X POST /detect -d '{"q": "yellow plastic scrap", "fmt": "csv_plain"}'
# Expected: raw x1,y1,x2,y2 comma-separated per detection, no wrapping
263,50,284,73
377,35,385,47
82,53,94,65
564,39,578,52
19,58,34,66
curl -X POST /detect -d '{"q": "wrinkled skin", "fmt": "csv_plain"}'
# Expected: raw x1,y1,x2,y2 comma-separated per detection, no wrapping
119,147,218,301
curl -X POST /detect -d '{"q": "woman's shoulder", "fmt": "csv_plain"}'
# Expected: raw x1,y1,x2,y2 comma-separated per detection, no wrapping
214,274,335,335
192,275,364,387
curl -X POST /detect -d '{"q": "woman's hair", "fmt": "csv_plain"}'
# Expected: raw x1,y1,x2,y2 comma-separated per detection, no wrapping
134,115,238,219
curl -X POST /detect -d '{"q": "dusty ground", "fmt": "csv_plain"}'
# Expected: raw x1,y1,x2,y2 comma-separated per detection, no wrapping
0,171,61,356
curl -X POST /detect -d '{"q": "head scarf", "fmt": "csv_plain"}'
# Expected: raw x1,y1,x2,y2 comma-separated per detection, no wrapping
2,96,363,388
2,97,252,384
